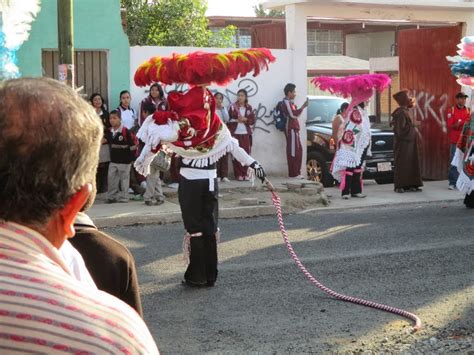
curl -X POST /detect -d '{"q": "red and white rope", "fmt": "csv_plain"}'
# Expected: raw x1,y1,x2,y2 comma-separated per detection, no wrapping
269,189,422,332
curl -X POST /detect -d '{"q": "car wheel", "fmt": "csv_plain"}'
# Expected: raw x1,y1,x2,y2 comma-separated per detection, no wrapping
306,151,334,187
375,176,394,184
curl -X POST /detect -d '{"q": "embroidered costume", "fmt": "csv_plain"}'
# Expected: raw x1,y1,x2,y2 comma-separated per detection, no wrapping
448,35,474,207
133,49,273,286
311,74,391,197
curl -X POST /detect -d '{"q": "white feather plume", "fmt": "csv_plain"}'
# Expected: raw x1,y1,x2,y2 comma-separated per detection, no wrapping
0,0,41,49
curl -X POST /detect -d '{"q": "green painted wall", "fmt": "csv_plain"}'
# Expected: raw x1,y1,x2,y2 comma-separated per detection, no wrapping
17,0,129,108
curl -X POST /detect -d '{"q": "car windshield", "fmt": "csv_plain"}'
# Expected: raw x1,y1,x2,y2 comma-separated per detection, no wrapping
307,98,347,124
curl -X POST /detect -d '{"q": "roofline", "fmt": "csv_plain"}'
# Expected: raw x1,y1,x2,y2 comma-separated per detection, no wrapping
263,0,474,10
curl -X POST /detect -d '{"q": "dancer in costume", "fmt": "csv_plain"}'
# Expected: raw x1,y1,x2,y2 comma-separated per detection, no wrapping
133,49,274,286
311,74,391,199
448,36,474,207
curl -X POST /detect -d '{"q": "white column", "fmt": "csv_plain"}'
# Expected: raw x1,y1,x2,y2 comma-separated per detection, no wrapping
285,4,308,177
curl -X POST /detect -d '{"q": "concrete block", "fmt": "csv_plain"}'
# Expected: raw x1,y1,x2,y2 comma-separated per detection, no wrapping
239,198,259,206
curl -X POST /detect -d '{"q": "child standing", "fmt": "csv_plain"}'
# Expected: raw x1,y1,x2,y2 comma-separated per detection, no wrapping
117,90,138,132
106,110,138,203
141,102,166,206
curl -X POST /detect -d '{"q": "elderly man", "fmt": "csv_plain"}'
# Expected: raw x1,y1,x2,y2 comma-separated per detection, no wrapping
0,78,158,354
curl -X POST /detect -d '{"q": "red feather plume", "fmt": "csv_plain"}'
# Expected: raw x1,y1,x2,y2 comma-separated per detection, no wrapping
134,48,276,87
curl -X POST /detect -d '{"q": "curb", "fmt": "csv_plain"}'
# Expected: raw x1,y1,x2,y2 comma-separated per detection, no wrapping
95,204,283,228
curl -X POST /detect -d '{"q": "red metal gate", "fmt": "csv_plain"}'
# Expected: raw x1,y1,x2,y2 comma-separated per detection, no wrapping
398,25,462,180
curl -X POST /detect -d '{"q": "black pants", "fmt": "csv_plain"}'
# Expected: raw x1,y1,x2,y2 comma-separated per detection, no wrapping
342,149,367,196
96,162,109,193
464,191,474,208
179,176,219,285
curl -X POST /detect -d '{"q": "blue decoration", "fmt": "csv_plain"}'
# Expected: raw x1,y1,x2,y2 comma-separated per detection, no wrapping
450,60,474,77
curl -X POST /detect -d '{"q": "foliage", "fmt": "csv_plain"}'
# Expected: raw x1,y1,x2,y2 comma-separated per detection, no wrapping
121,0,236,47
253,4,284,18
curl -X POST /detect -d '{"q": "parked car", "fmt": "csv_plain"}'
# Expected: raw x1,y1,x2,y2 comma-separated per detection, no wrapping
306,95,394,187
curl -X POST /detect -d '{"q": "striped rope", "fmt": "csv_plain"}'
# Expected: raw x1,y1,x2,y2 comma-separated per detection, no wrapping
269,189,422,332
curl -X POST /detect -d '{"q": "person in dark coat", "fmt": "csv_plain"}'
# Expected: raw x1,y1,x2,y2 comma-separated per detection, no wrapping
391,90,423,193
70,194,143,316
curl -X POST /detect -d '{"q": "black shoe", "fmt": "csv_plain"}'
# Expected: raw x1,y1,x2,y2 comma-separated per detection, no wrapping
181,280,207,288
144,200,153,206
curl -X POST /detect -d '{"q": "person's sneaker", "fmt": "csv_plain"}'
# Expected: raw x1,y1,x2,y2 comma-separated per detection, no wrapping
448,185,455,190
395,188,405,193
105,199,116,204
128,188,134,194
168,183,179,189
144,200,153,206
342,194,350,200
351,193,367,198
221,177,230,183
155,199,165,206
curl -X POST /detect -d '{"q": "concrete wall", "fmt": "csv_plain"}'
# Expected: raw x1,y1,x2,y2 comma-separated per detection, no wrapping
345,31,395,60
17,0,129,108
130,47,295,176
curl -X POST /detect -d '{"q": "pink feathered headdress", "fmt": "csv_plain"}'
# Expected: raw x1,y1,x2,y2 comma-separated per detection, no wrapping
311,74,391,111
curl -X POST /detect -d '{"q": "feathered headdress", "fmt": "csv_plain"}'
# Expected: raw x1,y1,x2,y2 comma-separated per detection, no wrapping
0,0,41,79
134,48,276,87
448,36,474,88
134,48,276,176
311,74,391,112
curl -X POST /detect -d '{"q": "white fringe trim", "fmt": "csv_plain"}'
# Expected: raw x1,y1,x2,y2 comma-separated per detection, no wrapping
456,170,474,194
134,123,235,176
331,132,371,182
451,148,465,174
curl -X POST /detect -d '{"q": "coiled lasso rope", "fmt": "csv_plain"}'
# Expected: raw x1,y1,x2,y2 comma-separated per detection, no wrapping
265,178,422,332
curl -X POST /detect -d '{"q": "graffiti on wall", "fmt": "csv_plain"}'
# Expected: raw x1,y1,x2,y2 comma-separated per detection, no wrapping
157,78,278,134
410,90,449,134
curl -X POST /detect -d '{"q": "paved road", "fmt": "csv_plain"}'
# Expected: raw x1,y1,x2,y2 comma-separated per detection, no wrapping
105,201,473,353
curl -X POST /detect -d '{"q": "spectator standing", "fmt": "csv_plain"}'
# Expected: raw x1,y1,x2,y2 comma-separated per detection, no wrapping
117,90,137,132
280,83,308,179
106,110,138,203
139,83,167,126
391,90,423,193
215,92,230,182
0,77,158,354
90,93,110,193
228,89,255,180
447,92,471,189
72,210,143,316
331,102,349,149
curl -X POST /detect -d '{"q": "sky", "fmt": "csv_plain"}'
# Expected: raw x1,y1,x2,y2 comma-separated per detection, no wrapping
206,0,263,17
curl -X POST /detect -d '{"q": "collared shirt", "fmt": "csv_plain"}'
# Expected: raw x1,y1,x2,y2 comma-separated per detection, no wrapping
118,106,137,130
0,222,159,354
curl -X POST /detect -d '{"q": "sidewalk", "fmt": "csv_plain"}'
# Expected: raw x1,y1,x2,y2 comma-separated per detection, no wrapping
88,178,464,227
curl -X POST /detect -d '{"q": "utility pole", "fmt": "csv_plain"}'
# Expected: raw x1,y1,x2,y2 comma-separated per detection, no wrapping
57,0,74,88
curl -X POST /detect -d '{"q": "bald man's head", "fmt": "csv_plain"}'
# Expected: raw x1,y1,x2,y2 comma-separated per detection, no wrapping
0,78,102,226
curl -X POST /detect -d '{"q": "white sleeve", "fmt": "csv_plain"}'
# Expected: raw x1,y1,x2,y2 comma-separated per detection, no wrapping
229,138,255,167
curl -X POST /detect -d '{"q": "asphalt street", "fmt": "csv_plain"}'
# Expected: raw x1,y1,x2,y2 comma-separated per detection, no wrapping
105,201,473,354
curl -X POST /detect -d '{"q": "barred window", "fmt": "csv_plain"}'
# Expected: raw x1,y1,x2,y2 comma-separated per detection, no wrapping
307,30,343,56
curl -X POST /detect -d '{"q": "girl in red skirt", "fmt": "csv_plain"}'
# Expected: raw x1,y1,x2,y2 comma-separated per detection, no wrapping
228,89,255,180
